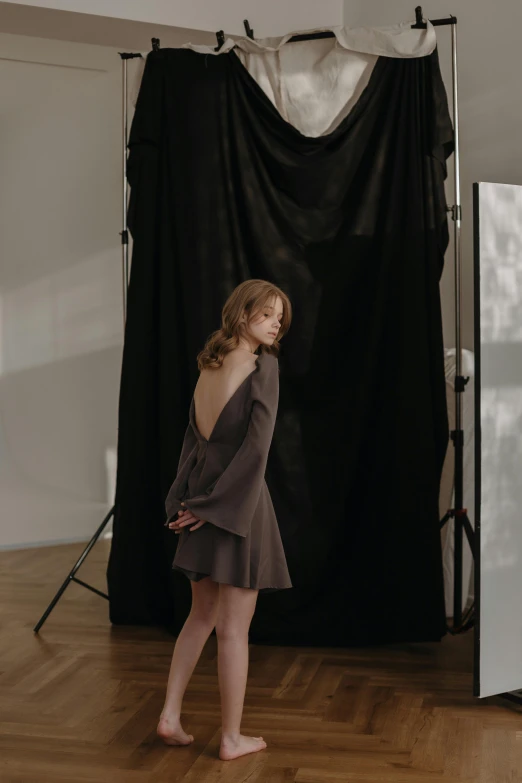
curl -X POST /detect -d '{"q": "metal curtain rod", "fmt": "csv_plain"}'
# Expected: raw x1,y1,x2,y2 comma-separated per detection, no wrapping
148,9,457,54
411,5,457,27
287,8,456,43
210,9,457,50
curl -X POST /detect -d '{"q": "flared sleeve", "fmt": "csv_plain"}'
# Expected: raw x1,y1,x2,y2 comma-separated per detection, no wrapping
168,353,279,538
166,421,199,509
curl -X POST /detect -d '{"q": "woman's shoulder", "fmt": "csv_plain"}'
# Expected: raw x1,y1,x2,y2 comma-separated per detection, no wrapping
216,349,278,383
258,351,279,371
258,351,279,370
223,348,278,376
260,350,278,361
251,351,279,403
217,353,257,395
197,351,255,401
223,349,258,371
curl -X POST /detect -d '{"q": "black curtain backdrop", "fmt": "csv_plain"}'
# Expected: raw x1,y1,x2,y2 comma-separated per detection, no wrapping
107,46,454,646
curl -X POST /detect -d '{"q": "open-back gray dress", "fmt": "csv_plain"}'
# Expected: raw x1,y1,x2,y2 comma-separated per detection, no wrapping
164,350,292,593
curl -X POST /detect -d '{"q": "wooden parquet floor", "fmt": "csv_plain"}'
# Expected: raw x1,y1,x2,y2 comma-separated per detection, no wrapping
1,540,521,783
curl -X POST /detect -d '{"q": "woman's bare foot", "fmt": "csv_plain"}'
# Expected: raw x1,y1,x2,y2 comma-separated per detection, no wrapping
157,715,194,746
219,734,267,761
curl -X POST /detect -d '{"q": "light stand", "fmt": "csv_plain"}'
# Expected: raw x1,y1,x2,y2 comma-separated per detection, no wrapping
426,12,476,634
33,49,143,633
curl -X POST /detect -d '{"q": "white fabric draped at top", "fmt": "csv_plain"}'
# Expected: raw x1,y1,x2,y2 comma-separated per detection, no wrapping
130,20,438,138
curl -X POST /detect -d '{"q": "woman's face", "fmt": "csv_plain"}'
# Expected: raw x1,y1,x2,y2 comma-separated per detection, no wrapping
243,296,283,349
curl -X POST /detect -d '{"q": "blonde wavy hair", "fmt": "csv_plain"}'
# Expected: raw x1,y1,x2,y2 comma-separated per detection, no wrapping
197,279,292,370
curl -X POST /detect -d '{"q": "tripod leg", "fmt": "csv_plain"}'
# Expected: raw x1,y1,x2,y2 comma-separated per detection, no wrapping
33,506,115,633
452,428,464,627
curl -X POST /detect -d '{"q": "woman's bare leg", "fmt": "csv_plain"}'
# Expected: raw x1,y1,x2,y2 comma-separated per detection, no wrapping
215,583,267,761
157,576,219,745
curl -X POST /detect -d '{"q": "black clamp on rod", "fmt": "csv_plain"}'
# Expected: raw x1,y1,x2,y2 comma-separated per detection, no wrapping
412,5,457,27
454,374,470,393
215,30,226,51
243,19,254,39
412,5,425,28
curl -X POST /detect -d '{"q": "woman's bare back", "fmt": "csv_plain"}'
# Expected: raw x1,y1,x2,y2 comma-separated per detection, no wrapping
193,350,258,442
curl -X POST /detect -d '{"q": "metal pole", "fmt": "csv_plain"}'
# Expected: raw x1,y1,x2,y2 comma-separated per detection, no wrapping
120,51,142,323
452,20,462,408
121,56,129,326
450,18,464,626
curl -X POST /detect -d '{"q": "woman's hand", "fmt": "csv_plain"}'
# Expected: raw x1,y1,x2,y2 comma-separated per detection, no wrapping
168,502,207,533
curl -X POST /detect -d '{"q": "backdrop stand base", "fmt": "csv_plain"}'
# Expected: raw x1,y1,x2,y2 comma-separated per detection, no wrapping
33,506,114,633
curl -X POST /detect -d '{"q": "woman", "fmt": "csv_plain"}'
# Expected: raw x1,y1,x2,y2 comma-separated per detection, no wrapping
157,279,293,761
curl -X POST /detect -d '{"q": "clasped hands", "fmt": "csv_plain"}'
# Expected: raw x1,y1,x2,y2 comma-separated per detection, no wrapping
168,502,208,534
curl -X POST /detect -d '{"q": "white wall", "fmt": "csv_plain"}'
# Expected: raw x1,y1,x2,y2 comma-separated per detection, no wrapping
343,0,522,350
0,32,124,548
2,0,344,37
